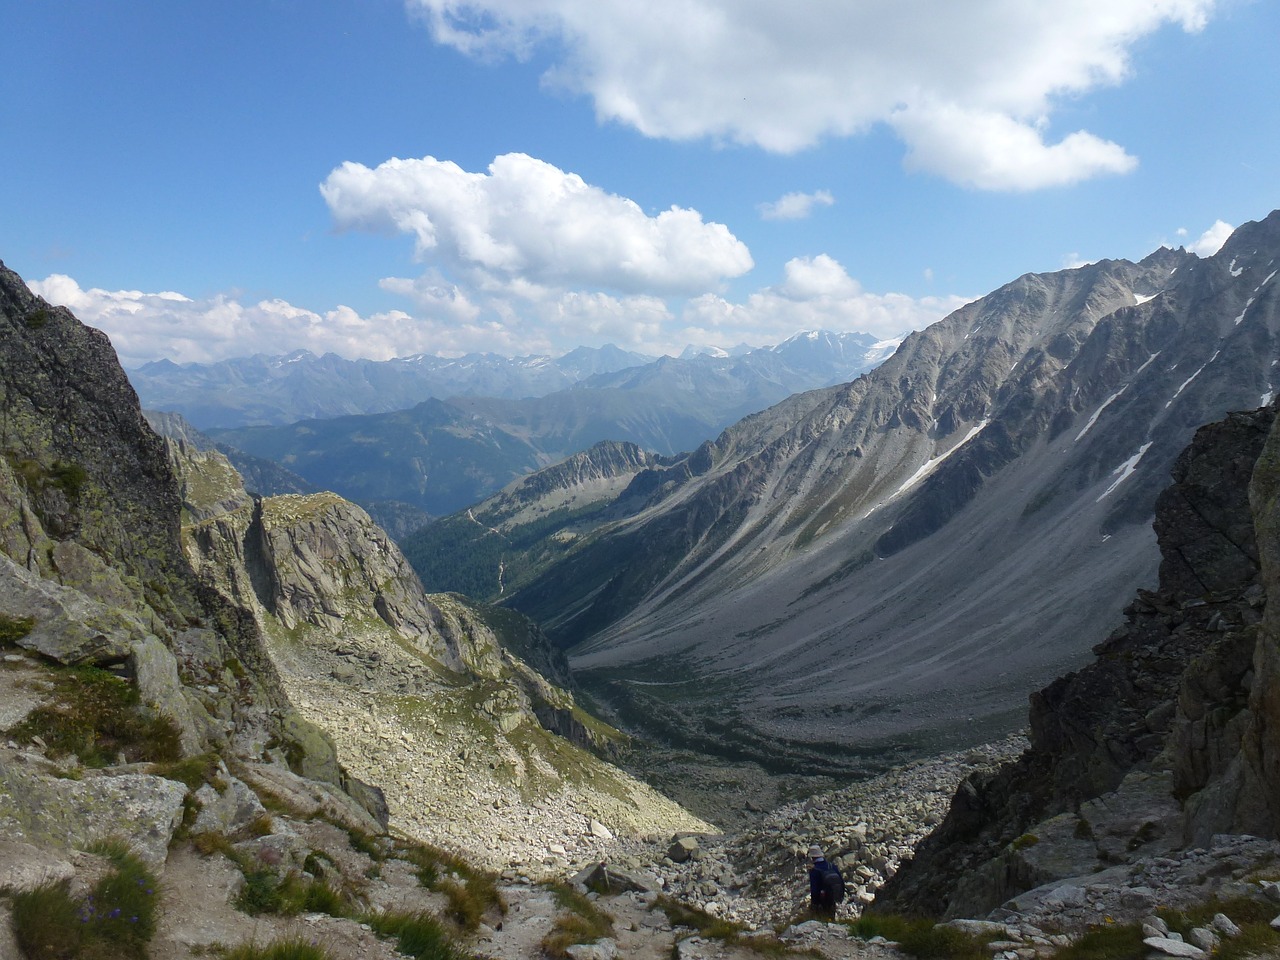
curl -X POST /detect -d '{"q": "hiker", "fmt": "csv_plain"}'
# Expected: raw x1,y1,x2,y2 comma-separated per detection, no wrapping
807,844,845,919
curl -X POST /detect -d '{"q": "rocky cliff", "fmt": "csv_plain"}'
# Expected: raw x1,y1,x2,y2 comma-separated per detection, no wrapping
0,258,347,765
167,438,713,870
874,402,1280,918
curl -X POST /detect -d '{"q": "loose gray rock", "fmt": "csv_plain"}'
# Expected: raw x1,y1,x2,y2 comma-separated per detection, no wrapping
1212,913,1242,937
1143,936,1207,958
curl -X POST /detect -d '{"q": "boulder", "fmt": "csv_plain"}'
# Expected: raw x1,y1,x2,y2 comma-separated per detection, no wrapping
0,755,185,869
191,774,268,837
667,835,699,863
1143,936,1207,959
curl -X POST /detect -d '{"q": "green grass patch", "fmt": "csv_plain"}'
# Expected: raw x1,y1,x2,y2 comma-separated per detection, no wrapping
7,665,182,766
654,895,743,941
846,914,994,960
0,612,35,647
1054,921,1146,960
394,839,506,931
233,869,356,919
541,884,615,960
10,842,161,960
216,937,335,960
363,909,465,960
1157,895,1280,960
152,752,223,792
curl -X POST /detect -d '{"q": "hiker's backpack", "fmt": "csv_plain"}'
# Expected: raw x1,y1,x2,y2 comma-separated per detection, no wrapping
821,864,845,904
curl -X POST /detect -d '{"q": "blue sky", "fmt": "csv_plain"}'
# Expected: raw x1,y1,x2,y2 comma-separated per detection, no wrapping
3,0,1277,364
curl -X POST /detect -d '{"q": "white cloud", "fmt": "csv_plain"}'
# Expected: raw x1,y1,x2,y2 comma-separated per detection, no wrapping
1187,219,1234,257
28,275,449,365
892,102,1136,191
405,0,1215,190
1062,253,1097,269
759,190,834,221
679,255,971,348
30,254,967,364
321,152,753,295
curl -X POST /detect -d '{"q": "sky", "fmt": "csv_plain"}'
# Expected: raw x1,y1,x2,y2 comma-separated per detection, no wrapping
3,0,1278,366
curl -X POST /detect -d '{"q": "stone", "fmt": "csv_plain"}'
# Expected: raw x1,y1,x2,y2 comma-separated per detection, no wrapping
1046,883,1087,908
1211,913,1242,937
565,938,617,960
191,775,268,837
0,838,74,891
0,756,185,869
1187,928,1219,952
1142,936,1207,958
667,835,699,863
589,819,613,840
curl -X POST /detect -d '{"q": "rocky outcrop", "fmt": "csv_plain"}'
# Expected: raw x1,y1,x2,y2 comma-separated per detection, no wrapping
172,442,708,871
0,261,348,769
874,404,1277,918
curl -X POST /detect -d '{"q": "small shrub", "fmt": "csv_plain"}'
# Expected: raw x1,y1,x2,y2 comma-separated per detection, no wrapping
395,839,505,930
48,461,88,498
232,864,357,920
235,868,298,916
542,886,614,960
25,306,51,329
301,880,354,918
192,831,236,858
1012,833,1040,851
342,825,384,861
84,844,161,957
153,752,222,792
248,814,275,838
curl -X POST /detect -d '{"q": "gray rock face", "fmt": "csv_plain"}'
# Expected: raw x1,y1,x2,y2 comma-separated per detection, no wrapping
875,404,1277,918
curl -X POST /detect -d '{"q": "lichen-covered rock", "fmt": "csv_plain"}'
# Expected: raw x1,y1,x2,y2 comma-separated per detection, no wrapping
0,753,186,869
192,773,268,837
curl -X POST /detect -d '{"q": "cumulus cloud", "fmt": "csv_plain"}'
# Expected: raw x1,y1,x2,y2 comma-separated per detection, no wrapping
892,103,1136,191
679,255,971,348
1187,219,1234,257
405,0,1214,190
321,152,753,295
759,190,835,221
28,274,452,366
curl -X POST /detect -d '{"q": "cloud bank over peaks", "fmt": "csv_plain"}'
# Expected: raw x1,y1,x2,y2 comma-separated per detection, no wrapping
407,0,1215,190
679,255,972,352
27,274,459,366
321,152,753,295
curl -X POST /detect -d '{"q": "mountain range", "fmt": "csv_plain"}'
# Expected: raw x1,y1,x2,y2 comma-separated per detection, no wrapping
406,211,1280,772
200,332,897,518
131,331,896,430
7,226,1280,957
